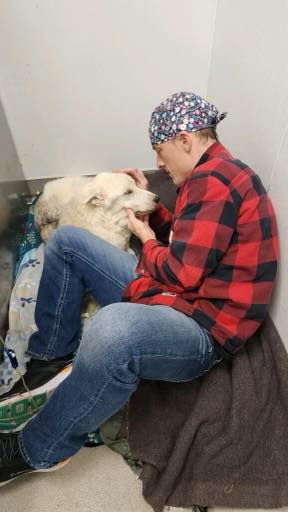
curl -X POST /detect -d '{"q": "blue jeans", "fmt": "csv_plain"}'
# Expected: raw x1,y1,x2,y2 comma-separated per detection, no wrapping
20,226,223,469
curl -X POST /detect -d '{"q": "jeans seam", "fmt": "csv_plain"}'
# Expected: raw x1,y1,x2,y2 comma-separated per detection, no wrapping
25,351,54,361
43,372,123,462
45,253,70,357
19,429,38,468
108,353,206,372
62,247,132,290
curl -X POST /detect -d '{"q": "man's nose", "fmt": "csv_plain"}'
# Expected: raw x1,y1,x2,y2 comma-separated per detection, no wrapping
156,155,165,169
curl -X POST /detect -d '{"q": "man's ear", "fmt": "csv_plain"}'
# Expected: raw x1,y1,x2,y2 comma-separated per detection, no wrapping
177,131,192,153
83,193,104,207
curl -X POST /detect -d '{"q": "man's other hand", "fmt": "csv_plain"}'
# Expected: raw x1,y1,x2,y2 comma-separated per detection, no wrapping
112,168,148,190
125,208,156,244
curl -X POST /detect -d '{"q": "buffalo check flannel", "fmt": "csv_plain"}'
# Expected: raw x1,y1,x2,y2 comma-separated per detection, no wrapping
122,142,279,355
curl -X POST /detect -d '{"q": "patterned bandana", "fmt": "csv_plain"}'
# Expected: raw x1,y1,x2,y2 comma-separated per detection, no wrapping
149,91,227,146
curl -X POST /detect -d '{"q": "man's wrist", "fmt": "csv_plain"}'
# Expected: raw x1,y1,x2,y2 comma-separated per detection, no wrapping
141,235,156,244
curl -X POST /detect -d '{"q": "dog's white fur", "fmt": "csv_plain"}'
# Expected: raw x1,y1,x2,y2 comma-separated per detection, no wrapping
34,173,158,250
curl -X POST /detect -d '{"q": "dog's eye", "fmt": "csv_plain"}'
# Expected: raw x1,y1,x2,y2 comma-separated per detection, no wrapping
124,189,133,195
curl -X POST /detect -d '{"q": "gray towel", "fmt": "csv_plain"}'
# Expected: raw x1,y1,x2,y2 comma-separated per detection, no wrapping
127,316,288,512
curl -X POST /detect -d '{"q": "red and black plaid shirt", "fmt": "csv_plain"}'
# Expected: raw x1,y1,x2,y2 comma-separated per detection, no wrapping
122,142,279,355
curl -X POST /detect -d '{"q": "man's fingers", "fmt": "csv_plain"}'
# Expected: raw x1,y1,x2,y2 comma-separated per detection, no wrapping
133,169,149,189
125,209,149,223
124,208,156,244
112,168,148,190
125,207,136,222
125,208,138,232
125,208,144,227
112,167,137,174
112,168,138,180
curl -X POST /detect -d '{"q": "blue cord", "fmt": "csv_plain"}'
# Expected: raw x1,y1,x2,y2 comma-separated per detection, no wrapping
4,347,19,369
0,336,19,369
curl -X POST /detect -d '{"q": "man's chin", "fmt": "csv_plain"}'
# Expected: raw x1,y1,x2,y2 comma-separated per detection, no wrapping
165,171,181,186
167,172,176,184
171,175,182,186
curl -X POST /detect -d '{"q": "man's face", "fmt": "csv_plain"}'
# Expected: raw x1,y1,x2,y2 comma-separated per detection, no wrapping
153,132,205,186
153,139,190,186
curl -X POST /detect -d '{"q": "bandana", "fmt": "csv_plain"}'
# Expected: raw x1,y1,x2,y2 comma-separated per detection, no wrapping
149,91,227,146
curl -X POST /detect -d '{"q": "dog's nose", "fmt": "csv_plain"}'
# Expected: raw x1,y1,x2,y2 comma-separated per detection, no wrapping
153,195,160,203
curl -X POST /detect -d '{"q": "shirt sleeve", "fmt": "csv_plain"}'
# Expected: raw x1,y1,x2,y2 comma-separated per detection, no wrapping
137,175,238,290
148,201,172,245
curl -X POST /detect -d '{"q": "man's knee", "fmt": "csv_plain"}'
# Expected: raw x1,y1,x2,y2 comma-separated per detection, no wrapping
49,225,79,247
47,226,92,260
82,304,136,360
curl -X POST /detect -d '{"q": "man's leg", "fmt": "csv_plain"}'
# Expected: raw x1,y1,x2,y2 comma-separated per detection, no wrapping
0,225,137,420
27,225,138,360
16,303,222,470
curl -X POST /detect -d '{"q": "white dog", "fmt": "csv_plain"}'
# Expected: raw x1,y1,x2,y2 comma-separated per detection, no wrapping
34,173,159,251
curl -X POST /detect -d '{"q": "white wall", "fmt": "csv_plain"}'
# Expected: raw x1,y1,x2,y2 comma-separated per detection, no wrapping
0,100,23,182
267,129,288,346
207,0,288,347
207,0,288,189
0,0,287,346
0,0,216,179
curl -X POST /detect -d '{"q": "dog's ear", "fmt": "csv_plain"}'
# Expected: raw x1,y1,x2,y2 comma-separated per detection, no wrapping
84,193,105,207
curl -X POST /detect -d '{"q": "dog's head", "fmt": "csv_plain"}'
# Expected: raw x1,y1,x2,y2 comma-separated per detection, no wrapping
82,172,159,217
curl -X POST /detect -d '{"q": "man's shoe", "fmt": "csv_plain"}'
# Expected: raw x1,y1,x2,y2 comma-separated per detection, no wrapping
0,354,74,432
0,432,69,486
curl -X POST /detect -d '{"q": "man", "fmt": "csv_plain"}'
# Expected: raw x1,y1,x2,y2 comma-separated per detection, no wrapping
0,92,278,485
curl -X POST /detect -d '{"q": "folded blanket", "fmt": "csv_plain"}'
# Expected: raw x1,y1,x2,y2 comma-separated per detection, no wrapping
0,244,44,394
127,315,288,512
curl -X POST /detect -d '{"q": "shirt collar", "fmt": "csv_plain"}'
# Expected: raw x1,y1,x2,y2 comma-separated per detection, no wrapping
176,141,228,194
194,140,226,168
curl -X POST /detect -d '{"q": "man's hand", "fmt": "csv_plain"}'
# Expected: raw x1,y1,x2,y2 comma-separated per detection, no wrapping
125,209,156,244
112,168,149,190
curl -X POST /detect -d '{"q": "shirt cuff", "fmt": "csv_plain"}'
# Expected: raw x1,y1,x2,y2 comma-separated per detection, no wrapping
135,239,161,273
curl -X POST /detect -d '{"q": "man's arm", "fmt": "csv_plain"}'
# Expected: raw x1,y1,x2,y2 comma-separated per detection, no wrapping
137,175,237,290
148,202,172,245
